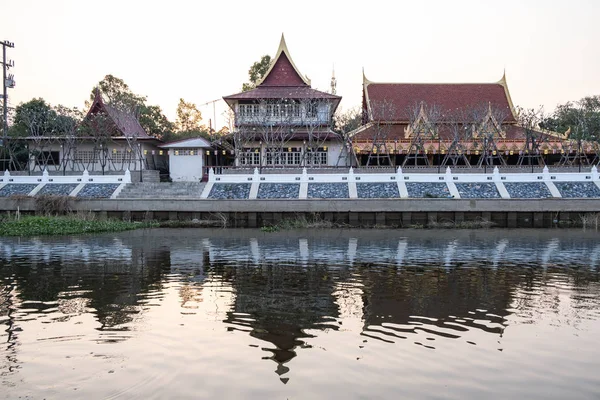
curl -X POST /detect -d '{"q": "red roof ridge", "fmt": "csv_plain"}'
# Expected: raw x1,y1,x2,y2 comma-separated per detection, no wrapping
363,69,510,87
363,70,518,122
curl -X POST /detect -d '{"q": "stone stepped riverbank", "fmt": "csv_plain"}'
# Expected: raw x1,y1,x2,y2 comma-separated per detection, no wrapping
117,182,206,199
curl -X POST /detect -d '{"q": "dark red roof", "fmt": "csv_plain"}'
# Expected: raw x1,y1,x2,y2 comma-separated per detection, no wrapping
85,91,153,139
261,53,308,87
366,83,516,123
103,104,152,139
224,86,340,101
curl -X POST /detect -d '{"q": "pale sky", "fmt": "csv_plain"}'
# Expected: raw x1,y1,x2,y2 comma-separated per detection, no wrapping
2,0,599,130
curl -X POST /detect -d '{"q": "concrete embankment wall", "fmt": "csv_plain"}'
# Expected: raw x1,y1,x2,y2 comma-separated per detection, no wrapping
2,198,600,228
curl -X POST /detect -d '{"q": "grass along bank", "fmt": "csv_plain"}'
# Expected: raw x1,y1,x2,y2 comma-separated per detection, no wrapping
0,215,158,237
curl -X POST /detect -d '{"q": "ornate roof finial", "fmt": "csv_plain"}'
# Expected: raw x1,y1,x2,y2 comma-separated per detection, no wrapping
331,65,337,95
362,67,372,86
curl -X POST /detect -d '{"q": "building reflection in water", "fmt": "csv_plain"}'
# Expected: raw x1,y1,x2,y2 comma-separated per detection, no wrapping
1,229,600,386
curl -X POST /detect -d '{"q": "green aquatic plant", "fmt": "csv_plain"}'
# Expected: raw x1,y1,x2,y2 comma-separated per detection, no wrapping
0,215,158,237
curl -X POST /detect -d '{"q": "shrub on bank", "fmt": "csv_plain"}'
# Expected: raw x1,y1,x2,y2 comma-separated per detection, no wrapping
0,215,158,237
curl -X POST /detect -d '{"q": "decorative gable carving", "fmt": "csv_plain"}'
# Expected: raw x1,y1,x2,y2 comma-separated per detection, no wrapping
472,102,506,139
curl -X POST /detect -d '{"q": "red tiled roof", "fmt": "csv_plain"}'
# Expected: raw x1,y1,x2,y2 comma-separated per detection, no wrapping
261,53,308,87
221,128,341,142
104,104,152,139
224,86,341,101
366,83,516,123
85,91,153,139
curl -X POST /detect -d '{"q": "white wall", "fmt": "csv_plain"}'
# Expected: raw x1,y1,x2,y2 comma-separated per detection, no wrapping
168,149,205,181
233,139,346,167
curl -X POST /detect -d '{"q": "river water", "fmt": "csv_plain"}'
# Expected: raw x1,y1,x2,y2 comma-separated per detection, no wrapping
1,228,599,399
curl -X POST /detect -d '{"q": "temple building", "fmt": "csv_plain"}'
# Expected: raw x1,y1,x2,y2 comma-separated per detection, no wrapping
24,90,164,177
351,72,571,167
223,35,343,169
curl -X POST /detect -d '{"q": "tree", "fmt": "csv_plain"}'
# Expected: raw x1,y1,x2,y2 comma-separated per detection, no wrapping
140,104,175,141
88,75,145,111
333,106,361,166
13,98,59,171
540,96,600,166
441,108,471,167
53,105,82,174
403,102,442,167
300,98,336,167
334,106,362,135
176,98,204,132
363,99,397,167
242,55,271,92
541,95,600,141
469,103,508,167
79,111,117,174
0,107,22,171
516,106,547,167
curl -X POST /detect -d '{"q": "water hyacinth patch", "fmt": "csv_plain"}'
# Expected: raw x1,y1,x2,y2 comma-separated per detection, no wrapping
0,215,158,237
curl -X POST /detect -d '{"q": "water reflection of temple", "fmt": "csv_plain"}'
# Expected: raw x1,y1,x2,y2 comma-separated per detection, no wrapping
209,260,340,383
357,265,512,345
2,228,600,385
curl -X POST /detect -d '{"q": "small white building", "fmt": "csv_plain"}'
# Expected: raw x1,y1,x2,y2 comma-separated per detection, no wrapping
159,137,212,181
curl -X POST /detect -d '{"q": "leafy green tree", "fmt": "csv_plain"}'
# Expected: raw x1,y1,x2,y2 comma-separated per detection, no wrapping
12,98,57,137
334,106,362,135
140,104,175,140
542,95,600,141
242,55,271,92
88,75,146,112
176,98,204,132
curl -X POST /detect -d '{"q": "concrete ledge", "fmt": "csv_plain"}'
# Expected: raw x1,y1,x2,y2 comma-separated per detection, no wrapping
1,197,600,213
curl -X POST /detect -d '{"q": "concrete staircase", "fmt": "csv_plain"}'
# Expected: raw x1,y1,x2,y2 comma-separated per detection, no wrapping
117,182,207,199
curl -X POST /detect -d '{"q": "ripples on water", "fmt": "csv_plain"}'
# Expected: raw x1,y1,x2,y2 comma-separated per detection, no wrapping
1,229,599,399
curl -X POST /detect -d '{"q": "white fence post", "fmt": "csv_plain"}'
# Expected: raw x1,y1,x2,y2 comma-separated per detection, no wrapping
493,166,501,182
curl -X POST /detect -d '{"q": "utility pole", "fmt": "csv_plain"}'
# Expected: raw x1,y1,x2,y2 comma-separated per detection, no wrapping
1,40,15,170
198,98,220,136
2,40,15,138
